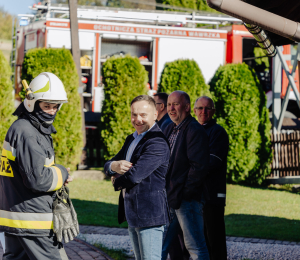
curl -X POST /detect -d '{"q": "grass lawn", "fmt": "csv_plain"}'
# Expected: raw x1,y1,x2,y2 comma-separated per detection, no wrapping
69,179,127,228
225,184,300,241
69,179,300,241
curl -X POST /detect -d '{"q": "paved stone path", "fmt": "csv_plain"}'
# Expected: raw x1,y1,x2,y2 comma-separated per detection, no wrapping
0,228,114,260
1,225,300,260
64,238,112,260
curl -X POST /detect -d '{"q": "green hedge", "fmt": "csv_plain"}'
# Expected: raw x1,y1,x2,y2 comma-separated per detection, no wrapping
210,63,272,185
158,59,210,107
157,0,218,12
101,55,148,161
0,50,15,151
21,48,83,170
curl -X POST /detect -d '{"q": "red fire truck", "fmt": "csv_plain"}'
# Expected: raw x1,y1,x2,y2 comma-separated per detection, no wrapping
14,2,299,117
13,2,237,113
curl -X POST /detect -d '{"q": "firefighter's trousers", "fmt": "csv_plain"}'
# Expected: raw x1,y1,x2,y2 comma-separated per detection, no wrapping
3,233,68,260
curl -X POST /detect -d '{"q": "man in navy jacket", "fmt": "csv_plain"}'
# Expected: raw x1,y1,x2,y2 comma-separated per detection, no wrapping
104,95,170,260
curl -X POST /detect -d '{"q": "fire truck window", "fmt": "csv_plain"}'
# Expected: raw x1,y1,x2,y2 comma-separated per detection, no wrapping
101,39,151,61
101,39,153,87
242,38,271,92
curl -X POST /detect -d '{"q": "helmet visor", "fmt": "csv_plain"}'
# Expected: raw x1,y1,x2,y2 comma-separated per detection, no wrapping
39,99,68,104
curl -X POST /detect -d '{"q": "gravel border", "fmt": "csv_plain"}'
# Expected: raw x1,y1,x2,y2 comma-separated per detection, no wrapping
79,225,300,246
78,232,300,260
227,240,300,260
78,233,135,257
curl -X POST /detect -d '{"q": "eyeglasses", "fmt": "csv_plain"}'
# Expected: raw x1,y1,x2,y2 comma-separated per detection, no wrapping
194,106,215,111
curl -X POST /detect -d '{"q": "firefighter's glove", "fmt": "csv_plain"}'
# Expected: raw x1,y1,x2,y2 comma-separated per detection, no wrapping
53,186,80,243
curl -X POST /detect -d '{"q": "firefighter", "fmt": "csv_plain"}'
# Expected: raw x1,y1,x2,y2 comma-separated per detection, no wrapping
0,72,72,260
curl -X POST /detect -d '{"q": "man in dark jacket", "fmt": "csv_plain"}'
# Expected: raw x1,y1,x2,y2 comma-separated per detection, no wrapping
153,93,172,132
194,96,229,260
104,95,170,260
154,92,184,260
162,91,210,260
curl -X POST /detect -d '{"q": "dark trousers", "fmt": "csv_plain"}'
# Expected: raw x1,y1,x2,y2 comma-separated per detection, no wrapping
168,228,190,260
203,204,227,260
3,233,68,260
169,205,227,260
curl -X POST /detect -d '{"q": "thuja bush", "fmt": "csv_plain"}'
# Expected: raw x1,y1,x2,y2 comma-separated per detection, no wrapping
158,59,210,107
157,0,218,12
21,48,83,170
210,63,272,185
0,50,15,150
101,55,148,161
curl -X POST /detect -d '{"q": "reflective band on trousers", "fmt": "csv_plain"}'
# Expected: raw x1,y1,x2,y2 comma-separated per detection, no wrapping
47,166,63,192
0,210,53,230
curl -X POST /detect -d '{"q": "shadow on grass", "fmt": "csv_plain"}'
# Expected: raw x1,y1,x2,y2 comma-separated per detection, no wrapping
225,213,300,242
72,199,128,228
228,182,300,195
73,197,300,242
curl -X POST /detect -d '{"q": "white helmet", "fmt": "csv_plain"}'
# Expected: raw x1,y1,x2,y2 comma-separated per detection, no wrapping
24,72,68,112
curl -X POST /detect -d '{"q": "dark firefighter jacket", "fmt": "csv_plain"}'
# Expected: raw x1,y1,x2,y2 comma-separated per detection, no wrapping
0,114,68,236
203,119,229,206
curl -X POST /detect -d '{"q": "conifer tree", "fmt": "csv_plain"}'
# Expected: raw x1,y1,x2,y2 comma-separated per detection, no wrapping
0,50,15,150
158,59,210,108
210,63,272,184
22,48,83,170
101,55,148,160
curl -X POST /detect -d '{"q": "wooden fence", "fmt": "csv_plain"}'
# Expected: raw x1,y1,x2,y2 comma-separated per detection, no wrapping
269,131,300,182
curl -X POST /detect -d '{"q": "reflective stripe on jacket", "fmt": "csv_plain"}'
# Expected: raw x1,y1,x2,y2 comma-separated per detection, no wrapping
0,116,68,236
203,119,229,206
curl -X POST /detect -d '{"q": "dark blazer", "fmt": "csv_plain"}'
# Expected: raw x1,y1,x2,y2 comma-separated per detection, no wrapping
164,115,209,209
157,113,173,133
203,119,229,206
104,123,170,228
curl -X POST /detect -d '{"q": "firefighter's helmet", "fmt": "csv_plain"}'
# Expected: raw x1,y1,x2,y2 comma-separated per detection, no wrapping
24,72,68,112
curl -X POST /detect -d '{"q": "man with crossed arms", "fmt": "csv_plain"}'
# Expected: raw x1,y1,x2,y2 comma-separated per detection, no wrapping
104,95,170,260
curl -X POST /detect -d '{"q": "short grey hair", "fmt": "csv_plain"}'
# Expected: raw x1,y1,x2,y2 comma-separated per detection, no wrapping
170,90,191,113
171,90,190,104
194,96,215,108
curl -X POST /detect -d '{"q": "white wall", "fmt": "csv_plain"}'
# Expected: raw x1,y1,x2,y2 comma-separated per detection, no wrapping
158,38,225,84
47,30,94,50
93,86,104,112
